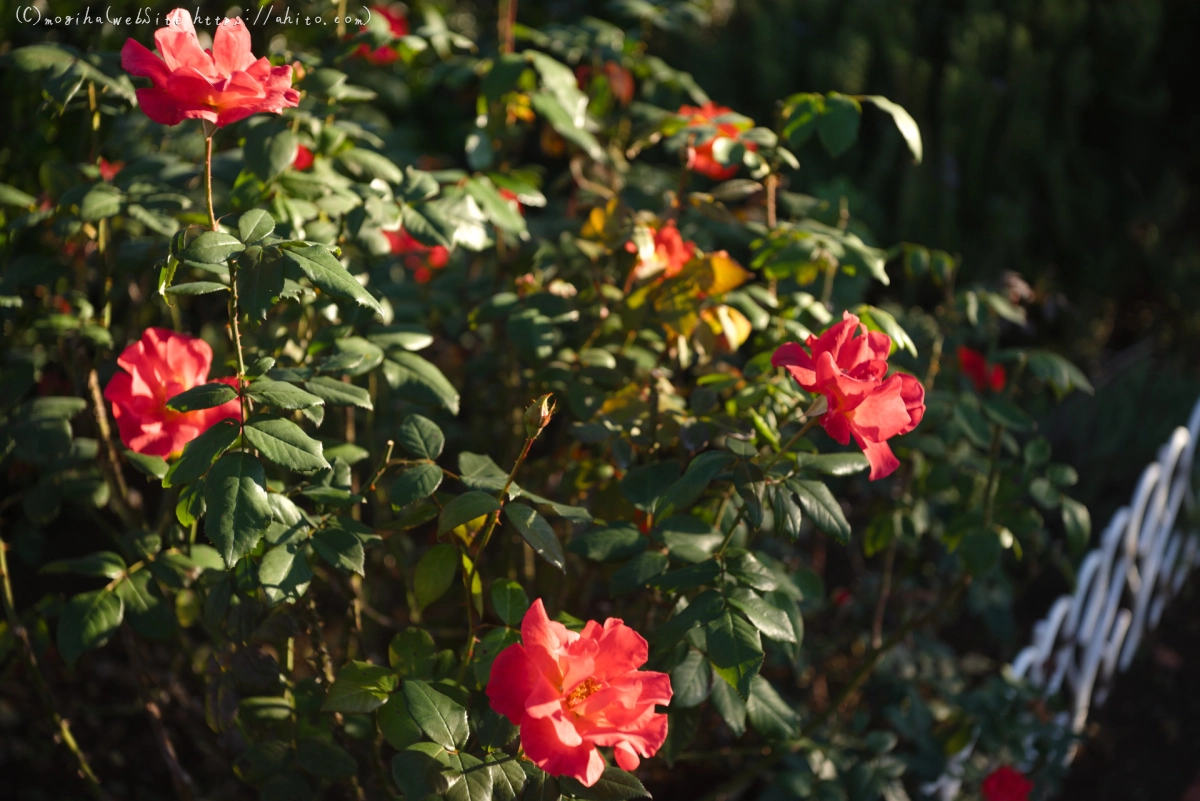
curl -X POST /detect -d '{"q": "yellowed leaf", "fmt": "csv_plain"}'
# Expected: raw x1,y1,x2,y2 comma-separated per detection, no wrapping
703,251,754,295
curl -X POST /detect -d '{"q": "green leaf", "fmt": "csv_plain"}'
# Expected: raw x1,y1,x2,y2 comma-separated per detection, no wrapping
439,491,502,535
322,661,398,713
734,462,765,530
670,648,712,708
706,610,763,699
238,253,287,320
398,414,445,459
981,397,1035,432
1026,349,1094,398
179,231,244,264
787,479,851,543
656,451,737,517
296,739,357,781
529,92,604,160
304,376,373,409
466,177,527,236
125,450,168,480
246,378,324,410
653,589,725,648
283,245,383,316
403,679,470,749
311,524,366,575
259,542,313,607
245,126,299,182
238,209,276,244
79,184,123,221
41,551,125,579
459,452,518,497
651,561,721,593
854,304,916,357
166,382,238,413
57,589,123,669
369,324,435,353
858,95,922,164
115,570,175,641
772,488,803,541
388,628,438,679
559,768,649,800
490,755,528,801
386,352,461,415
726,551,778,592
727,593,796,643
204,452,273,568
817,92,861,157
610,551,669,596
243,414,329,473
709,675,747,737
163,418,241,488
567,524,646,562
793,452,869,476
1062,497,1091,555
163,281,229,297
745,675,799,739
781,92,823,147
491,579,530,627
521,765,562,801
504,503,566,571
390,464,443,508
378,693,424,750
414,543,458,610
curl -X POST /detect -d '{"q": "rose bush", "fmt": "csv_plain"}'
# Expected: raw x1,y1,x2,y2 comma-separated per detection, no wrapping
0,3,1102,800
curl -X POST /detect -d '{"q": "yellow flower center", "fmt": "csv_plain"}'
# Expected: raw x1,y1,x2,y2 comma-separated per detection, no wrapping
565,678,601,708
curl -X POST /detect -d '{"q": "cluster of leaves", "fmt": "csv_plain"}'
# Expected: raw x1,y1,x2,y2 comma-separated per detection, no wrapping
0,2,1106,800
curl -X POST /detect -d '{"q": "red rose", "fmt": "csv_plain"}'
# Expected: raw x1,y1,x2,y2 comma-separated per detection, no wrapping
355,6,409,65
624,219,697,290
384,229,450,284
292,145,314,171
487,599,672,786
98,158,124,182
957,346,1006,393
982,766,1033,801
678,102,757,181
772,312,925,480
103,328,241,458
121,9,299,128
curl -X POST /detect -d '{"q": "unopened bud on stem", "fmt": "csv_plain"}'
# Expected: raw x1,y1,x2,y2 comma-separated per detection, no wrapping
524,393,556,439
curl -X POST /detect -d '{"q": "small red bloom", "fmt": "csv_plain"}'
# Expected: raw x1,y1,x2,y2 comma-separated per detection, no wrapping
292,145,314,171
120,9,300,128
487,599,672,787
624,220,697,290
355,6,409,65
384,229,450,284
957,346,1006,393
772,312,926,481
103,328,241,458
678,102,757,181
982,766,1033,801
98,158,124,182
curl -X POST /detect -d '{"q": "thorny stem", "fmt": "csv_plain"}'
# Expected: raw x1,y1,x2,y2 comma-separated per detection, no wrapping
120,628,196,801
982,423,1004,529
464,435,536,663
0,537,108,798
203,135,216,231
765,173,778,229
87,369,138,528
364,440,396,492
304,596,337,685
498,0,518,55
871,537,897,649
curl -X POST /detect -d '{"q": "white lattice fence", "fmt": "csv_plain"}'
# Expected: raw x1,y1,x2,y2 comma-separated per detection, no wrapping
924,396,1200,799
